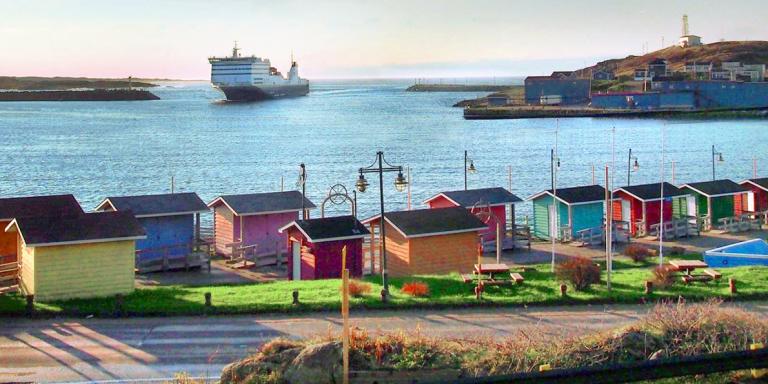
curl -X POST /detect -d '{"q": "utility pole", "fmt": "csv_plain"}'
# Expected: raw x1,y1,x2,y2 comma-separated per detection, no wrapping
605,165,612,291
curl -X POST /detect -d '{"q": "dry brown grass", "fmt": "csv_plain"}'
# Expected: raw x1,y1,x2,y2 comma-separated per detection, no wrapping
216,300,768,383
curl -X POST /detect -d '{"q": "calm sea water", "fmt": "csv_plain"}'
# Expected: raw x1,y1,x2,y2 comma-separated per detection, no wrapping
1,79,767,221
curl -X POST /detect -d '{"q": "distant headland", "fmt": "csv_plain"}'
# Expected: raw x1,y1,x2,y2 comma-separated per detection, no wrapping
0,76,161,101
456,38,768,119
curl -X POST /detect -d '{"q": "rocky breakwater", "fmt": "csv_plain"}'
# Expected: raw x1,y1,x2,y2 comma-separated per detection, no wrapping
0,89,160,101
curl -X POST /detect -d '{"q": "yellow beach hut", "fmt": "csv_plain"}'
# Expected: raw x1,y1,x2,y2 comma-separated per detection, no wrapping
4,211,146,301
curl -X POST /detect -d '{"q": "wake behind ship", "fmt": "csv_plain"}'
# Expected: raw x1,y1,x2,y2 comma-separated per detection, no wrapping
208,44,309,101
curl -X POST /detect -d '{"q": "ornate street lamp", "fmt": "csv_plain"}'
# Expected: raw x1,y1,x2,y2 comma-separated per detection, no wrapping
712,145,724,181
627,148,640,186
464,150,476,190
356,151,407,302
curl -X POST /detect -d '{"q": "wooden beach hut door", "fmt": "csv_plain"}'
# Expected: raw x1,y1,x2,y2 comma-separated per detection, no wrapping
548,204,558,239
292,241,301,280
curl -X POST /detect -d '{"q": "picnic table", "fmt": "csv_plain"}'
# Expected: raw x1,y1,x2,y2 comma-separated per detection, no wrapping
475,263,510,279
669,260,708,276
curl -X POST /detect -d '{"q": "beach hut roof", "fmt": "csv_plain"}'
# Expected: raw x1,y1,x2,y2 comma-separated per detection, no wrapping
279,215,370,243
740,178,768,192
96,192,208,218
424,187,522,207
615,182,687,202
362,207,486,239
527,185,609,205
681,179,750,197
4,211,146,247
0,194,83,221
207,191,316,216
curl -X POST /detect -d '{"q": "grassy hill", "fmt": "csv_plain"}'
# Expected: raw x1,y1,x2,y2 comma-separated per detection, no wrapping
578,41,768,79
0,76,157,90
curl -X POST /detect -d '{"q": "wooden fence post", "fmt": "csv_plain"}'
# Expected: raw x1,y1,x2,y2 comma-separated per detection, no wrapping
115,294,124,317
644,280,653,294
560,284,568,297
204,292,212,307
25,295,34,318
729,278,737,294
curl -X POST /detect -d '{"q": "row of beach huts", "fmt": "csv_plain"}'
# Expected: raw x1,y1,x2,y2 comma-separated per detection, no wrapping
1,176,767,301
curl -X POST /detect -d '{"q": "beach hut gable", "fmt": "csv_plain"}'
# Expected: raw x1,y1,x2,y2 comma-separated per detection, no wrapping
207,191,316,216
279,215,370,243
423,187,522,208
614,182,686,202
680,179,750,198
527,185,609,206
364,207,487,239
96,192,208,218
741,178,768,192
0,194,83,221
6,211,146,247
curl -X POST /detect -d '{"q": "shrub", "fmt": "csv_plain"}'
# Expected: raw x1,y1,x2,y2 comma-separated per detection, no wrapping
555,257,601,291
651,264,677,287
670,246,686,256
401,281,430,297
624,244,651,263
344,280,372,298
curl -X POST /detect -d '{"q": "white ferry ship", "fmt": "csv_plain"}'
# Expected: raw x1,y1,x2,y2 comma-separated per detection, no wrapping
208,44,309,101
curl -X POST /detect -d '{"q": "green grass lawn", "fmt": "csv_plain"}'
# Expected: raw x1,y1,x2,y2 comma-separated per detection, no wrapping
1,254,767,317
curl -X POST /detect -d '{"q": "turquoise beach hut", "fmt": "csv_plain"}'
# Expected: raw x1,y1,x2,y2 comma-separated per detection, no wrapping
528,185,608,241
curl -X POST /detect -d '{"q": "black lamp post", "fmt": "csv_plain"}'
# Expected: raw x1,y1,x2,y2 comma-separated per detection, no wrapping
627,148,640,186
356,151,408,302
711,145,724,181
464,150,476,190
298,163,307,219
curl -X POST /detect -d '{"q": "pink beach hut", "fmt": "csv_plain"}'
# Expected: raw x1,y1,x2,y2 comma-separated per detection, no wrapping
207,191,316,261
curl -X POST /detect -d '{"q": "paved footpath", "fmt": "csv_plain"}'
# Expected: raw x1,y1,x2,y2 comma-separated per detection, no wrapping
2,302,767,383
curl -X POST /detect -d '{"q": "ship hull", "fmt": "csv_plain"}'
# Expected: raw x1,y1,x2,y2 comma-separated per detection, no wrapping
217,84,309,101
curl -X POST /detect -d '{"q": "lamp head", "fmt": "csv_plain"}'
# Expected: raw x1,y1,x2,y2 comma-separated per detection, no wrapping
467,160,477,174
394,171,408,192
355,173,369,193
718,153,724,162
633,159,640,172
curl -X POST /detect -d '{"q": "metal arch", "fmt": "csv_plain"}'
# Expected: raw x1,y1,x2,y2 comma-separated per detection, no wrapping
470,200,501,226
321,183,356,218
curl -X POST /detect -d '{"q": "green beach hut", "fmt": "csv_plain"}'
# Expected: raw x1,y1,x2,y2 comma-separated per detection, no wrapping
528,185,608,241
679,179,750,229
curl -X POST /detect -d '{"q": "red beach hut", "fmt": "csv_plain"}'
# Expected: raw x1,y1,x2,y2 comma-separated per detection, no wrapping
612,182,689,237
423,187,522,242
279,215,369,280
740,178,768,213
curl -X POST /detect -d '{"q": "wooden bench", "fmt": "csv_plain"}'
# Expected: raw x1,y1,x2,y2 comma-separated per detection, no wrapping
703,268,722,280
682,275,713,284
461,274,475,284
510,273,524,284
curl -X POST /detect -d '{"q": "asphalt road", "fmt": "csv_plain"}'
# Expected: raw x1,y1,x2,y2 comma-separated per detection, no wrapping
2,302,767,383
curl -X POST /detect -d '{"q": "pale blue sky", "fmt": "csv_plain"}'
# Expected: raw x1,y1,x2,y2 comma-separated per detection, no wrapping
1,0,766,79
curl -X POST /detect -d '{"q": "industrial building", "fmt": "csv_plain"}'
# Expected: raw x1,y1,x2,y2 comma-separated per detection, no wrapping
524,76,591,105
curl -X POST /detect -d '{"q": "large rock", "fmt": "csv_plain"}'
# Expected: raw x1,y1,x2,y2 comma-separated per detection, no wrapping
220,346,302,384
284,341,343,384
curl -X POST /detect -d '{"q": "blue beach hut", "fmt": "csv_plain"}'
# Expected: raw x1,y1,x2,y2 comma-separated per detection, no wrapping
527,185,609,241
96,192,209,272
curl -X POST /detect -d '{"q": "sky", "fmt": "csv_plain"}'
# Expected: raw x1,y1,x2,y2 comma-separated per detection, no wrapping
1,0,767,79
